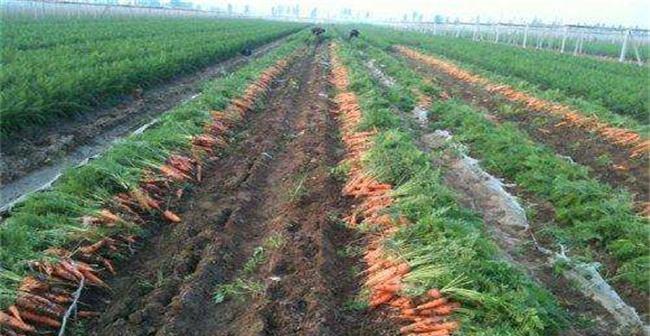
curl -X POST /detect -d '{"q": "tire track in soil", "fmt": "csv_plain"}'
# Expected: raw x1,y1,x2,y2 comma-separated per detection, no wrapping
85,42,377,336
397,52,650,211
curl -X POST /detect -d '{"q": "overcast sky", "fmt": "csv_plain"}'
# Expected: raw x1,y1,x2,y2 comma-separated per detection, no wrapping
193,0,650,28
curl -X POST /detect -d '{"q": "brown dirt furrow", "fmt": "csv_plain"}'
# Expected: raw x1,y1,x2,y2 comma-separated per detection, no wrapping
395,47,650,213
84,41,369,336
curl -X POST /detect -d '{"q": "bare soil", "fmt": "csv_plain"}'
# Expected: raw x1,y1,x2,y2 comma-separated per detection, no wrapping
82,42,397,336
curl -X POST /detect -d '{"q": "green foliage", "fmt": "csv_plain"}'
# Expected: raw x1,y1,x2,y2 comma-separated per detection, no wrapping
0,17,306,138
213,234,285,304
212,278,264,303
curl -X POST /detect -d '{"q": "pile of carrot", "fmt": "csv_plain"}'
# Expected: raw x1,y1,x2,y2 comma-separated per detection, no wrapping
395,46,649,160
331,43,460,336
0,55,295,336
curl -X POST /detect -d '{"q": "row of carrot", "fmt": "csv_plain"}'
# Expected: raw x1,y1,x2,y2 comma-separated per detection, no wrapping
0,53,296,336
330,43,460,336
395,45,649,159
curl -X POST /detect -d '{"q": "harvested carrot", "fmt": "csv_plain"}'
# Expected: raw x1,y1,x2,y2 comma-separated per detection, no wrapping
101,257,116,275
414,298,447,311
7,306,24,324
18,310,61,329
59,260,84,281
79,268,109,288
0,311,35,333
130,188,160,210
427,289,441,299
77,311,102,318
43,292,72,304
159,165,189,181
99,209,121,223
52,265,80,283
79,239,105,254
400,318,447,334
408,330,450,336
18,277,48,292
163,210,181,223
390,297,412,309
374,283,401,293
410,321,459,333
369,292,394,308
431,303,460,316
366,263,409,287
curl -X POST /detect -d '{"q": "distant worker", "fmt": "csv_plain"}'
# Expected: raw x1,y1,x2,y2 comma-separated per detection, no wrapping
349,29,360,40
311,27,326,36
241,44,253,57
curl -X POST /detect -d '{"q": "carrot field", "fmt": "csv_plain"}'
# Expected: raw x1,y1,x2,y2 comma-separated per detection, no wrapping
0,13,648,336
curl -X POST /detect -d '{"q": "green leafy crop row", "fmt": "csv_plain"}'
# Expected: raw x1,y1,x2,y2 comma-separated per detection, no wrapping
360,25,649,124
0,17,306,138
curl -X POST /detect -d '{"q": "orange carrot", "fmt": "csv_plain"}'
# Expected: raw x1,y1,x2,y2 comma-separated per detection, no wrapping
369,292,394,308
59,260,84,280
79,268,109,288
163,210,181,223
79,239,105,254
366,263,409,287
19,310,61,329
43,293,72,304
15,295,63,318
415,298,447,311
99,209,121,223
374,283,401,293
400,318,446,334
101,257,116,275
52,265,79,283
427,289,442,299
389,297,412,309
431,303,460,316
77,311,101,318
410,321,459,333
408,330,450,336
0,311,35,333
159,165,189,181
7,306,24,324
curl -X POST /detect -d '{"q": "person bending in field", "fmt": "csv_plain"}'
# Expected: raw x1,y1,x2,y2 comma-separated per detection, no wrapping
349,29,360,40
311,27,325,36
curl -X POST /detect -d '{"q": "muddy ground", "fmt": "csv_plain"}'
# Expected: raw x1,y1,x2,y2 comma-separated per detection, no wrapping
0,37,289,213
398,52,649,211
81,42,397,336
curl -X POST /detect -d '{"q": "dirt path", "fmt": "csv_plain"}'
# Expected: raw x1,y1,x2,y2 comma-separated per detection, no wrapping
82,42,384,336
397,51,649,211
0,37,289,214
